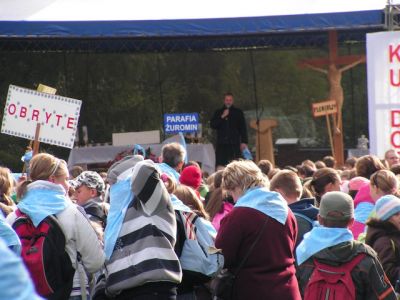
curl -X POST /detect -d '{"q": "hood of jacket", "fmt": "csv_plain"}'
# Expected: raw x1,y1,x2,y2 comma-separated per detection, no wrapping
365,219,400,246
289,198,318,220
311,240,376,266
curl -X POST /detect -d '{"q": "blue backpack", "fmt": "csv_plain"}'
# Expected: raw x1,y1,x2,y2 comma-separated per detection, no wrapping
173,196,223,279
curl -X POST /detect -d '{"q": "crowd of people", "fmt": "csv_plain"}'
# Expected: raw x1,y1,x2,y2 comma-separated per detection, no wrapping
2,143,400,299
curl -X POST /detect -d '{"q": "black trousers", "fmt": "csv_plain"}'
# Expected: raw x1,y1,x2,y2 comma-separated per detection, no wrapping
115,282,177,300
215,143,241,167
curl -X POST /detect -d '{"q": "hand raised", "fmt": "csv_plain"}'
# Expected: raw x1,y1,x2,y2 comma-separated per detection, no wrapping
221,109,229,119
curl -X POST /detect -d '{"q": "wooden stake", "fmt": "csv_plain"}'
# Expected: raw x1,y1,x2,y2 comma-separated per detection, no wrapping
326,115,335,158
33,123,41,156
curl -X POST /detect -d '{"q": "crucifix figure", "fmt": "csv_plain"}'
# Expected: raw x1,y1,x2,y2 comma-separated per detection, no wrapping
299,30,365,166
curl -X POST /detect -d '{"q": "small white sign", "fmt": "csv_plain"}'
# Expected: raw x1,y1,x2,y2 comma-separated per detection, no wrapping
1,85,82,149
312,100,337,117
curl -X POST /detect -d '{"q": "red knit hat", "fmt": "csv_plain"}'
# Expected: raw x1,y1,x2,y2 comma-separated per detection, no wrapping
179,165,202,190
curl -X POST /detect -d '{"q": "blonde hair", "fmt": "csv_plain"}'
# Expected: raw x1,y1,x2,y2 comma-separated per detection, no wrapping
222,160,269,194
17,153,68,199
270,170,302,199
0,167,14,206
161,174,177,194
174,185,209,220
370,169,399,196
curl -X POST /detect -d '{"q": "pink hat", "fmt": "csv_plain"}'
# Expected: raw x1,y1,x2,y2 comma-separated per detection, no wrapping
348,176,369,191
179,165,202,190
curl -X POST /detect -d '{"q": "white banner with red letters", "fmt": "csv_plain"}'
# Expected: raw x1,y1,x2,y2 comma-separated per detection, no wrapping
1,85,81,149
367,31,400,158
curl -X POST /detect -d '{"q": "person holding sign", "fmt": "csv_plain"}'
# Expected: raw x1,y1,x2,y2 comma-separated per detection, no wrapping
210,92,248,168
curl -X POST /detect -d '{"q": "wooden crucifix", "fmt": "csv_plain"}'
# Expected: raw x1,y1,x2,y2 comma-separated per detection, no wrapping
299,30,365,167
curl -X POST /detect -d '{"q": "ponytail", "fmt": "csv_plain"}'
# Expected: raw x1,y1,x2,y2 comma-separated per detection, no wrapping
17,179,32,201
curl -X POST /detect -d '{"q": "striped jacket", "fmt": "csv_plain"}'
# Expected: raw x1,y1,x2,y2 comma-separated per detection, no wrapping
105,160,182,297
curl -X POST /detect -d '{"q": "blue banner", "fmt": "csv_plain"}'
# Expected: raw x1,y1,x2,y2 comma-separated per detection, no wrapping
164,113,199,134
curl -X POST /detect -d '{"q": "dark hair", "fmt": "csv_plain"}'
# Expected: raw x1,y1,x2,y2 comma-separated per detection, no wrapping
310,168,340,205
298,164,316,178
213,170,224,189
284,165,298,173
70,165,84,179
345,157,357,169
224,92,233,98
205,187,226,220
257,160,273,176
356,155,386,179
390,163,400,175
323,156,336,168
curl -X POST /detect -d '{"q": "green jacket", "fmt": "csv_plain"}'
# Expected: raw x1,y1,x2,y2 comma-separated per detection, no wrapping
297,240,396,300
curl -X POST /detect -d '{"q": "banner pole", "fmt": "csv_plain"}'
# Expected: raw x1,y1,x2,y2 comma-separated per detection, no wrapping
33,124,41,156
326,115,335,157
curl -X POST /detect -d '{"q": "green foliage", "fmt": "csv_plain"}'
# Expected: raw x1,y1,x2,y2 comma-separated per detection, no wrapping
0,45,367,167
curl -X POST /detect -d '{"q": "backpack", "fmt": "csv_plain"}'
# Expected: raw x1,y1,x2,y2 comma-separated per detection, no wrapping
304,253,366,300
175,210,224,281
84,203,107,229
293,212,318,247
12,209,75,300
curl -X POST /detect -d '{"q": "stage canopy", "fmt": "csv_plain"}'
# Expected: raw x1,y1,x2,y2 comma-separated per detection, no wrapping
0,0,390,51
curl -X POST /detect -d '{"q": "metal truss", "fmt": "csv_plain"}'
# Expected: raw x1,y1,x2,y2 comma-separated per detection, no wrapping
385,3,400,30
0,28,384,53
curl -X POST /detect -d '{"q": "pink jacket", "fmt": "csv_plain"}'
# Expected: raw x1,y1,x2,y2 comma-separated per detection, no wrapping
212,202,234,231
351,183,374,239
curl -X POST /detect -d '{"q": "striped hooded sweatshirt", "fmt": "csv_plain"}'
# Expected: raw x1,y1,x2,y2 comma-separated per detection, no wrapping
105,160,182,297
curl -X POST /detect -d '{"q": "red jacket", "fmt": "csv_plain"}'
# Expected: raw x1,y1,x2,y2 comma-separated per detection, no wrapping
215,207,301,300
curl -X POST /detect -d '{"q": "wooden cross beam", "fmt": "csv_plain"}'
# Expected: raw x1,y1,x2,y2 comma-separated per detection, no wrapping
299,30,365,167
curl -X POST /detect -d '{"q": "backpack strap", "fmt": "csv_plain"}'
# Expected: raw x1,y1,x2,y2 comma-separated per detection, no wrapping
313,253,366,273
76,255,88,300
15,208,23,218
174,210,186,257
85,205,106,220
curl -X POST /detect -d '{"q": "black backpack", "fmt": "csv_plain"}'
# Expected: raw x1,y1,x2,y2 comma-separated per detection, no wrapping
85,204,107,229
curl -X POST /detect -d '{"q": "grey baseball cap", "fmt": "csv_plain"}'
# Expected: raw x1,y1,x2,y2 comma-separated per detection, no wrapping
319,191,354,221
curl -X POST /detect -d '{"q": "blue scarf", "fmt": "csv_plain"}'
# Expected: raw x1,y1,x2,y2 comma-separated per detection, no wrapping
158,163,180,182
235,187,288,224
17,181,70,227
0,213,21,254
104,177,134,259
354,202,375,224
296,227,353,265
